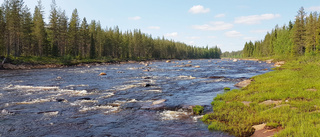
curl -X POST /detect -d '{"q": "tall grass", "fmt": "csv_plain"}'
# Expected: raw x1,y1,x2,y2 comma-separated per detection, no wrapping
203,56,320,136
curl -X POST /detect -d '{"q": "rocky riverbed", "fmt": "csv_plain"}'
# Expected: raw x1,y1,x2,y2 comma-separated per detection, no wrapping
0,59,273,136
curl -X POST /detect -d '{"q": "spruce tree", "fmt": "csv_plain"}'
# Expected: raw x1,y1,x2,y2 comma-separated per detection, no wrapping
32,0,47,56
90,33,95,59
68,8,80,57
292,7,306,55
48,0,59,57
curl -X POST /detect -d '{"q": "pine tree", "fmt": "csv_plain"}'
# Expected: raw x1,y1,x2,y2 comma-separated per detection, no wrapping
32,0,47,56
79,17,89,58
21,5,33,56
90,33,95,59
292,7,306,55
0,7,5,56
57,10,68,56
68,8,80,57
48,0,59,56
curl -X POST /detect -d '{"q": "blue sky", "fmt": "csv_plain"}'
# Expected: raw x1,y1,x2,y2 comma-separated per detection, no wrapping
23,0,320,52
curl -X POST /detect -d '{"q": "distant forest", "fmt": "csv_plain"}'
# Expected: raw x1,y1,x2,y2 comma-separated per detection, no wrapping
0,0,222,61
242,7,320,58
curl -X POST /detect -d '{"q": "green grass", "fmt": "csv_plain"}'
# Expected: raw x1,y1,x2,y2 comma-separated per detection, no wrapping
203,56,320,137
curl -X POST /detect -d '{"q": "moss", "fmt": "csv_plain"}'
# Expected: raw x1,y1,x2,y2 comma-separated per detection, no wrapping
224,87,231,91
193,105,204,115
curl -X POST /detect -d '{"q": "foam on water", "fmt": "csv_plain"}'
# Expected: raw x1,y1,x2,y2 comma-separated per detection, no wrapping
159,110,192,121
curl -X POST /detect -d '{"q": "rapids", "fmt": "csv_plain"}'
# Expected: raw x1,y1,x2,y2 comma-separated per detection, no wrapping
0,59,273,137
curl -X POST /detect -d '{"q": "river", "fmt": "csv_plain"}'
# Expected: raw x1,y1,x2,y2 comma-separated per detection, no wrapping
0,59,273,137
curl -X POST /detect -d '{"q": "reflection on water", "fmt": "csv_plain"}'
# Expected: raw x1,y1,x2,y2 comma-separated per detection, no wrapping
0,59,272,137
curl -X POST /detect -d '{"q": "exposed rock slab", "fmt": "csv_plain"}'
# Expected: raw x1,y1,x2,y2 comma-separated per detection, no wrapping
235,79,252,88
251,124,282,137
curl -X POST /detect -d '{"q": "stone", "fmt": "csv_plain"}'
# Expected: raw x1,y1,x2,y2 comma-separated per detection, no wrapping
152,99,166,105
274,61,285,67
99,72,107,75
234,79,252,88
166,60,171,63
233,59,238,62
266,59,274,64
185,64,192,67
194,65,200,68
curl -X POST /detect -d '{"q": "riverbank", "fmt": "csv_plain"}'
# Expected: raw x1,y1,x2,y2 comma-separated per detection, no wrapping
0,56,160,70
202,56,320,136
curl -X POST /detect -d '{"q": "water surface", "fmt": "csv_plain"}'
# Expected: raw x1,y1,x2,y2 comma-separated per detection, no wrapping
0,59,272,137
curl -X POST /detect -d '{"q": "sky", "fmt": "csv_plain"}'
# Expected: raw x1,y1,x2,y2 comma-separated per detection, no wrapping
21,0,320,52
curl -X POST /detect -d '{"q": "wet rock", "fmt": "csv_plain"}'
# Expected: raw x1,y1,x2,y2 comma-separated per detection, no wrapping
194,65,200,68
120,102,141,110
143,76,152,79
152,99,166,105
78,97,91,100
235,79,252,88
233,59,238,62
56,98,66,102
185,64,192,67
208,76,225,79
188,61,192,63
144,83,152,87
99,72,107,75
166,60,171,63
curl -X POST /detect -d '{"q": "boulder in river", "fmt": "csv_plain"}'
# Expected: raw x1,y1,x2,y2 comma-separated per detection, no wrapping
99,72,107,75
194,65,200,68
152,99,166,105
166,60,171,63
185,64,192,67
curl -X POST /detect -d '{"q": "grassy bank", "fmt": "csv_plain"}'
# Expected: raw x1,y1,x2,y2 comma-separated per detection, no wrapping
202,56,320,136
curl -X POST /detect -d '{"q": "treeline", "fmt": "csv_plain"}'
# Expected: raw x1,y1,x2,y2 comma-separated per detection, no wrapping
242,7,320,58
0,0,222,61
221,50,242,58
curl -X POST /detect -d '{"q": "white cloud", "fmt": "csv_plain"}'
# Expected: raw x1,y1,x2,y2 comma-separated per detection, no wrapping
250,29,269,33
165,32,178,37
225,30,243,37
128,16,141,20
187,36,200,40
148,26,160,30
189,5,210,14
193,21,233,31
215,14,226,18
307,6,320,12
235,14,281,25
